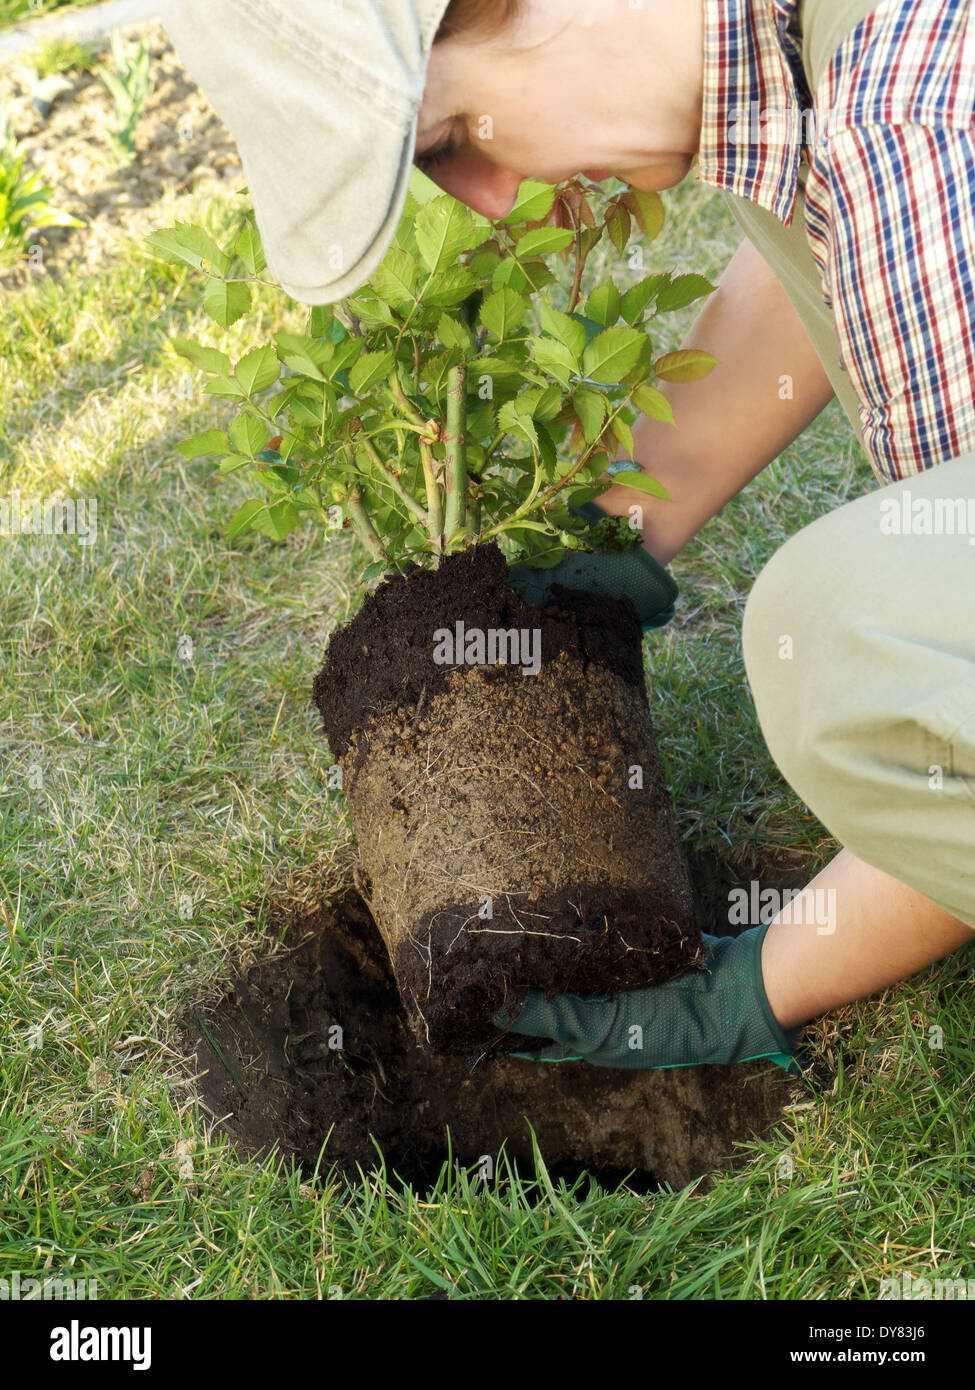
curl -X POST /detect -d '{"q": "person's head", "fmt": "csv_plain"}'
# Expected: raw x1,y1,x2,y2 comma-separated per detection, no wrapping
416,0,703,219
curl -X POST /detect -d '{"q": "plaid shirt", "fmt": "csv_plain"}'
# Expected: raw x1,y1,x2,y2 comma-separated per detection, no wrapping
697,0,975,483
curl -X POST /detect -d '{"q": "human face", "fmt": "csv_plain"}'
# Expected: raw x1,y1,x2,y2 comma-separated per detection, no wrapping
415,0,703,219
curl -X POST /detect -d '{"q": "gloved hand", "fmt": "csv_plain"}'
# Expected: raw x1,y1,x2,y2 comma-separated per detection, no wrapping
493,920,804,1074
508,500,678,630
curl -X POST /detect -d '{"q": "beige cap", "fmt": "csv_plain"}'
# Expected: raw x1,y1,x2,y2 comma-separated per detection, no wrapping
159,0,452,304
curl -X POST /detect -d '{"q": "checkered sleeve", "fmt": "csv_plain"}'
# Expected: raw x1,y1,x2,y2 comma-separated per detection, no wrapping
806,122,975,483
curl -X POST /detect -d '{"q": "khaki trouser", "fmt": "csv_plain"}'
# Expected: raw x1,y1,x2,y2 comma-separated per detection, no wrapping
742,449,975,930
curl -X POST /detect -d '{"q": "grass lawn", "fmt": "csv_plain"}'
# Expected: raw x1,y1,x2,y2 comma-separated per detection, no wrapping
1,167,973,1301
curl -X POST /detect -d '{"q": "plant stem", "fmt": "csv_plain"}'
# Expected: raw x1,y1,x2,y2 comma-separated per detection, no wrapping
346,485,387,563
442,364,468,545
356,434,431,529
419,439,444,549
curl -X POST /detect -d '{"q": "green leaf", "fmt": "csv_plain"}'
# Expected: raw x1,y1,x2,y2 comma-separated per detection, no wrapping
480,287,526,339
146,223,231,275
203,278,251,328
582,325,645,384
501,180,556,225
632,382,674,424
620,274,669,325
655,274,716,314
423,265,479,307
171,338,231,376
274,330,334,383
349,349,396,395
605,201,632,255
498,399,538,449
415,195,478,273
585,282,621,327
177,429,230,460
654,350,718,382
621,189,665,242
516,226,575,257
227,499,265,542
370,248,419,309
610,414,635,458
608,469,671,500
233,221,266,275
539,301,586,361
229,414,269,457
572,387,608,444
531,336,577,386
235,345,280,395
492,257,528,293
218,454,253,474
253,499,300,541
438,313,474,351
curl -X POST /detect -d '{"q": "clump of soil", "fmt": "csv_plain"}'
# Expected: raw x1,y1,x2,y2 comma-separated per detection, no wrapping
185,883,796,1194
313,544,704,1054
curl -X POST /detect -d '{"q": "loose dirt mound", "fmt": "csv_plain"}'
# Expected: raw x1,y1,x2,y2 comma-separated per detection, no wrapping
185,877,798,1194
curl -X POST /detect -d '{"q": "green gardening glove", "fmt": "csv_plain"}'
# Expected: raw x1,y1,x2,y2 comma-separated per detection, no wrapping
508,501,678,630
493,920,804,1074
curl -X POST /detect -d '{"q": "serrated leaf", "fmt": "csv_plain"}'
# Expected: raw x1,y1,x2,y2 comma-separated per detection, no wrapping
203,278,251,328
235,345,280,395
177,429,230,460
572,388,608,444
610,414,635,458
234,221,266,275
480,287,526,339
620,274,669,325
502,180,556,225
531,336,577,385
582,325,645,384
229,414,269,457
492,257,528,293
423,265,479,307
370,248,419,308
621,189,665,242
607,469,671,500
498,399,538,449
349,349,395,395
146,223,231,275
253,499,300,541
415,195,478,274
632,382,674,424
218,454,253,473
585,282,622,327
227,499,265,542
171,337,231,376
654,350,718,382
438,313,474,351
656,274,716,314
539,301,586,361
516,226,575,257
605,201,632,255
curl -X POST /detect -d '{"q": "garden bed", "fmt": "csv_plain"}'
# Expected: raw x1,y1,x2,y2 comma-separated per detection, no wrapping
0,20,240,288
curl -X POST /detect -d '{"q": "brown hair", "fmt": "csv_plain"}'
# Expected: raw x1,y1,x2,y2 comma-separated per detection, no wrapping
435,0,521,42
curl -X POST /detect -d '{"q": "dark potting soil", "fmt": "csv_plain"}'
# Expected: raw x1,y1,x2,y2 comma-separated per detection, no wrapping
314,542,644,766
312,544,704,1054
185,881,796,1195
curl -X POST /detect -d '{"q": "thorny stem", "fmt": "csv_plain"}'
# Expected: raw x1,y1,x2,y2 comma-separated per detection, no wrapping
419,439,444,548
442,364,468,545
356,433,431,529
346,484,387,562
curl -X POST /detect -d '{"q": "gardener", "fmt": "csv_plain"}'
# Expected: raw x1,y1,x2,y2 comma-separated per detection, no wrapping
160,0,975,1071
